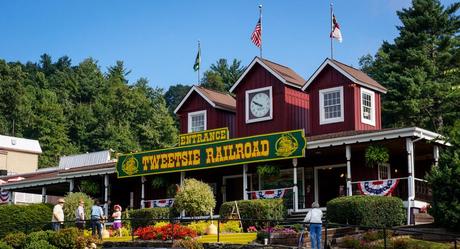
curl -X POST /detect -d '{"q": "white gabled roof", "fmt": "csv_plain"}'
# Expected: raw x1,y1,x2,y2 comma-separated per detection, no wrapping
229,57,305,93
302,58,387,93
0,135,42,154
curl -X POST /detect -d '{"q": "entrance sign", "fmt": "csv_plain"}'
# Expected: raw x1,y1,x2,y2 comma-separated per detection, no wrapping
117,130,306,178
179,127,229,146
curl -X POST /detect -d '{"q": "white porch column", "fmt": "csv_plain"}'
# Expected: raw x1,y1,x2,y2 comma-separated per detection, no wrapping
180,172,186,217
68,179,74,193
346,145,352,196
41,187,47,203
243,164,248,200
141,176,146,209
104,174,109,215
180,172,185,186
433,145,439,167
9,191,14,205
293,159,298,212
406,138,415,225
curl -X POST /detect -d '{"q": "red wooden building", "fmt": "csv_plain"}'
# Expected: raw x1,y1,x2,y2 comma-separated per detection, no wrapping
0,57,445,225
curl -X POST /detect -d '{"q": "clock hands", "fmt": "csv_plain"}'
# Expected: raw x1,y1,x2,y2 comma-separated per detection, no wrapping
252,101,263,107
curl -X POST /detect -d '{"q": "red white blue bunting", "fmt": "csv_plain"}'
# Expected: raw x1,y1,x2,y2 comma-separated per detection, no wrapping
358,179,399,196
250,188,289,199
0,190,10,203
145,198,174,208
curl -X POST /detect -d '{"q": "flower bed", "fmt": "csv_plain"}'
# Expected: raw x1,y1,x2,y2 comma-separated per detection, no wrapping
134,224,197,240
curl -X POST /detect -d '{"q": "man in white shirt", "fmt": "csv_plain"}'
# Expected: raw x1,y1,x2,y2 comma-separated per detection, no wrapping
303,202,323,249
75,200,85,230
52,198,65,231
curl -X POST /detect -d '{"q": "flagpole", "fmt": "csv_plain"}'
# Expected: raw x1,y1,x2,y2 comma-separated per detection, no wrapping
198,41,201,83
330,3,334,59
259,5,263,58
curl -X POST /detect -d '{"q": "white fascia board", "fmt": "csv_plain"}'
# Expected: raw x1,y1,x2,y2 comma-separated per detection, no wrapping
173,86,216,114
302,59,387,94
307,127,446,149
0,178,67,191
230,57,293,93
58,167,116,179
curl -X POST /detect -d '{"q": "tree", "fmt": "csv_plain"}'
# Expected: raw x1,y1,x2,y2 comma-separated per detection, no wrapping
427,120,460,230
164,84,191,112
201,58,245,92
360,0,460,132
173,178,216,217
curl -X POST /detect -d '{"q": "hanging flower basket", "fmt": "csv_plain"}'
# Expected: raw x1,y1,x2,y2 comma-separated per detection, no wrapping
257,165,280,178
365,145,389,168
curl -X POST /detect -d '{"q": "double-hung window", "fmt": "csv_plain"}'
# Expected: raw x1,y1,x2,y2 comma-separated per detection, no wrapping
378,163,391,180
188,110,206,133
360,88,375,126
319,86,344,124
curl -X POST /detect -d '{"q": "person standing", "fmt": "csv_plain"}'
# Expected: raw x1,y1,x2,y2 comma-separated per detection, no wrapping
304,202,323,249
112,204,122,237
90,199,104,239
51,198,65,231
75,200,85,230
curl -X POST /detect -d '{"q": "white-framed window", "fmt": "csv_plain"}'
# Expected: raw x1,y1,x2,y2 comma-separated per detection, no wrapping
187,110,206,133
319,86,344,125
360,88,375,126
378,163,391,180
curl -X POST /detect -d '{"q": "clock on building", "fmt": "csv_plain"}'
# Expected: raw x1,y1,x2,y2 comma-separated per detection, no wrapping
245,86,273,123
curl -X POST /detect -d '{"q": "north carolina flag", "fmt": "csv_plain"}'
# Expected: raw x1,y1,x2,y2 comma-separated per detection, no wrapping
330,14,343,43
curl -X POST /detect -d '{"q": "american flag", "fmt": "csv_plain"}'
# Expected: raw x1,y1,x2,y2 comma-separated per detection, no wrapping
251,18,262,48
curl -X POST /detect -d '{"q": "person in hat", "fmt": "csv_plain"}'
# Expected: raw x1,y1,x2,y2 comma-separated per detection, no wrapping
111,204,122,237
75,199,85,230
51,198,65,231
303,202,323,249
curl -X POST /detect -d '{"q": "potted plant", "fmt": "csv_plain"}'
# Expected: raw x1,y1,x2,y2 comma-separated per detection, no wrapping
365,145,390,168
257,165,280,178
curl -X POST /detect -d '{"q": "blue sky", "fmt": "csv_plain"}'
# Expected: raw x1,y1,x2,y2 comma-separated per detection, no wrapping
0,0,457,89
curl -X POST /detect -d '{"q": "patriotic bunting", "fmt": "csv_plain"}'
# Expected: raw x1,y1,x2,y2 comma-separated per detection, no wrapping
0,190,10,203
250,188,289,199
145,198,175,208
357,179,399,196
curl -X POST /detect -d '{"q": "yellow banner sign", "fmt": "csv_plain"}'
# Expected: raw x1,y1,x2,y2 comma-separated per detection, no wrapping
179,127,229,146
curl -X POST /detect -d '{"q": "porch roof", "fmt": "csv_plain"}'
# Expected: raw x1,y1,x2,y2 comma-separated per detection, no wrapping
307,127,447,149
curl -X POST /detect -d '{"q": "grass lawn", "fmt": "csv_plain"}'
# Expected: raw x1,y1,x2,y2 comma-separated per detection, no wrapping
197,233,257,244
404,238,452,249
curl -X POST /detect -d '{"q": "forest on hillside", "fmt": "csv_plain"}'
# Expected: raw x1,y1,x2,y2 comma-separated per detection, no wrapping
0,55,177,167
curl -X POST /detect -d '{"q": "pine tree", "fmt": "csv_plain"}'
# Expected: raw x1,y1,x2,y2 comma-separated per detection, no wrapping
360,0,460,132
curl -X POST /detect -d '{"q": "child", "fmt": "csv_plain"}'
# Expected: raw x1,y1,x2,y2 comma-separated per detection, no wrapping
112,204,122,237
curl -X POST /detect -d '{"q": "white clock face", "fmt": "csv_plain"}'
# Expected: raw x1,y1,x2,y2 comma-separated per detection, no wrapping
250,92,270,118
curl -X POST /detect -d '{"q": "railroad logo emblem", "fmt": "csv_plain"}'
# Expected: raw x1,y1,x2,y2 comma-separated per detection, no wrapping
122,156,139,176
275,134,299,157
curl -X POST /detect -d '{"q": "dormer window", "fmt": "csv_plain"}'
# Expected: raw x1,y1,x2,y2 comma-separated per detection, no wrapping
360,88,375,126
188,110,206,133
319,86,344,125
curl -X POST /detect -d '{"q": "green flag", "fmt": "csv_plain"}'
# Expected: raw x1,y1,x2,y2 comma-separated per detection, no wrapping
193,43,201,72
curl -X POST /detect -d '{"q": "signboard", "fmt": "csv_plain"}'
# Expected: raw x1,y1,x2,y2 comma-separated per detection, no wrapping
117,129,306,178
179,127,229,146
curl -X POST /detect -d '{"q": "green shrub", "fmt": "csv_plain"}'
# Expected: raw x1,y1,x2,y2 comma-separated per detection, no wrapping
2,232,26,249
25,230,54,246
341,236,361,248
128,208,170,230
24,240,57,249
187,221,208,235
0,203,53,238
0,241,13,249
327,196,405,227
49,228,79,249
174,178,216,217
392,238,409,249
220,221,242,233
219,199,286,229
63,192,94,223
